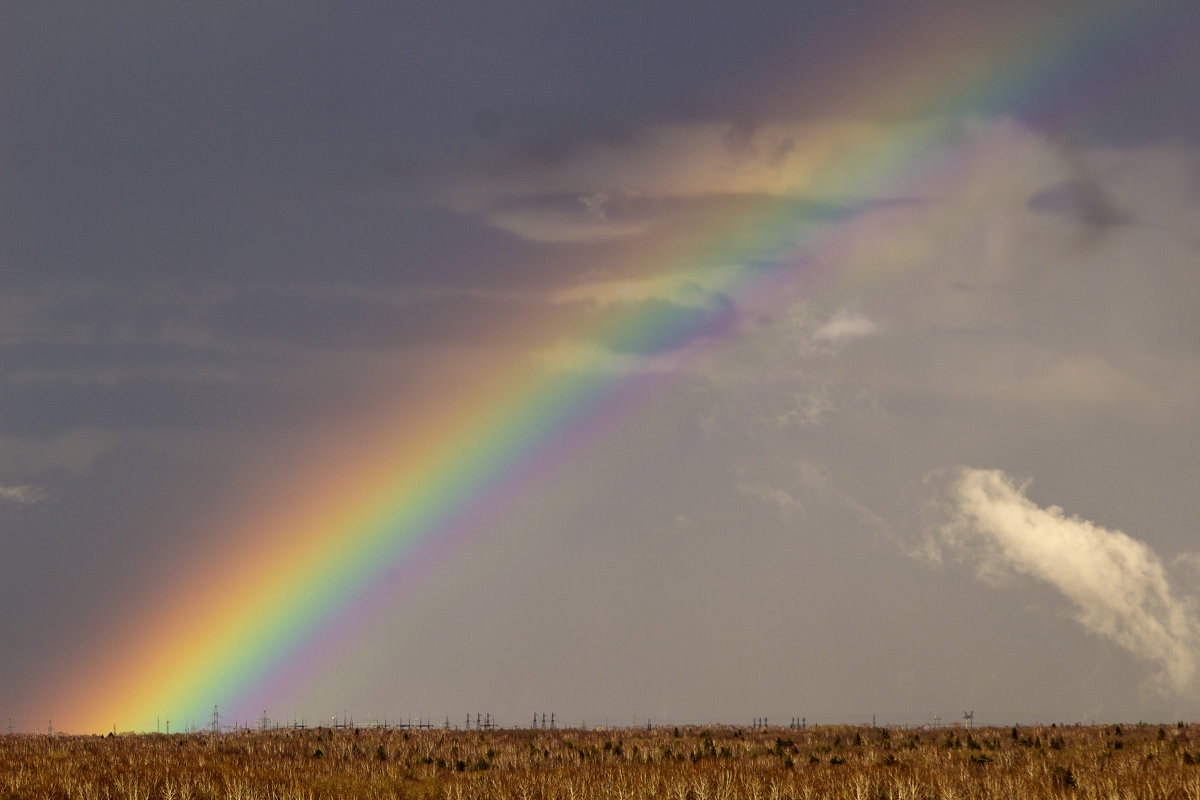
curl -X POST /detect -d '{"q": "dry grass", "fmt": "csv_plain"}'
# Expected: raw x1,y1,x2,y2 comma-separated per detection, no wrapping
2,723,1200,799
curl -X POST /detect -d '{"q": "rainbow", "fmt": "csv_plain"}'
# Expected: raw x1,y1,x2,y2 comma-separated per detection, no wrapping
38,0,1176,732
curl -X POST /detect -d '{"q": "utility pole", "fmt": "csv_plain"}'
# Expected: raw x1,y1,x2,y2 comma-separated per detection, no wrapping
211,705,220,735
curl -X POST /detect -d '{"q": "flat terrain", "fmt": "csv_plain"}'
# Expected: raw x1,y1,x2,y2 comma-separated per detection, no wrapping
2,723,1199,799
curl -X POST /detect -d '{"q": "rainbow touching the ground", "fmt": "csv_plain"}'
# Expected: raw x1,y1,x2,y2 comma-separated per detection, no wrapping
38,0,1173,732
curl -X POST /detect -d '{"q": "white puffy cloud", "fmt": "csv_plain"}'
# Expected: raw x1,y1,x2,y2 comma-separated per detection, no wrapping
930,467,1200,694
812,310,880,345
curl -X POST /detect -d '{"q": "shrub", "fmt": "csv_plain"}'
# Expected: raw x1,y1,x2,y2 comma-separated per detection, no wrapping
1050,765,1077,788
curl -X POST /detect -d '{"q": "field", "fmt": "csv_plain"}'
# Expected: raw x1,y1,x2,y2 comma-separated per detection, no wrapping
3,723,1200,799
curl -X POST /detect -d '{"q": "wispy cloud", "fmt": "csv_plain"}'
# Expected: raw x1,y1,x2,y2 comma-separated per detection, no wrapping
434,119,946,231
737,479,802,518
1174,552,1200,580
0,484,48,506
549,266,743,308
482,208,653,244
535,341,688,376
928,468,1200,694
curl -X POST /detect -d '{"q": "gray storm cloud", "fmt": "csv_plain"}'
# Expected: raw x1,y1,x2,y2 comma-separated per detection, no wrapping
933,468,1200,694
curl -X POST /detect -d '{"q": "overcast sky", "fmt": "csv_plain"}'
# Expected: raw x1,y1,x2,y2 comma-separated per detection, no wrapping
3,1,1200,733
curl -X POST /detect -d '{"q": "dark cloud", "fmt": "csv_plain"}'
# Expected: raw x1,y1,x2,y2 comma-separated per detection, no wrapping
0,340,286,380
208,288,744,357
0,194,575,289
2,2,1191,288
471,108,504,140
1027,178,1130,229
1027,2,1200,146
208,291,584,350
0,436,244,694
511,115,641,169
0,376,279,439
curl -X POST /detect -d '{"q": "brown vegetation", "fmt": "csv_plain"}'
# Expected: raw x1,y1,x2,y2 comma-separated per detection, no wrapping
2,722,1200,799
